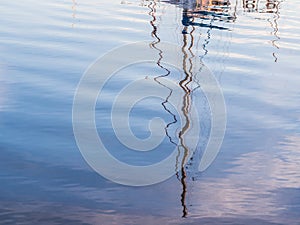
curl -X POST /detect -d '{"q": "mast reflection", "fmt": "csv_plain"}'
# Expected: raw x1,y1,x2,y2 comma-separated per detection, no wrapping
147,0,234,218
176,0,233,217
145,0,281,218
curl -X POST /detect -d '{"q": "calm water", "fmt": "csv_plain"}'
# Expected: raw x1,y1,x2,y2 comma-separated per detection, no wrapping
1,0,300,224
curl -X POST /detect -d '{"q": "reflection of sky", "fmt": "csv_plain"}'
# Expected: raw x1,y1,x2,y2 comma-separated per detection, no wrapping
186,134,300,224
0,0,300,224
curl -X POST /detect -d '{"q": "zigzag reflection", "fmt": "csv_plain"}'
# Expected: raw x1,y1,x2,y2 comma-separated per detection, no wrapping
148,1,178,146
147,0,232,218
144,0,281,218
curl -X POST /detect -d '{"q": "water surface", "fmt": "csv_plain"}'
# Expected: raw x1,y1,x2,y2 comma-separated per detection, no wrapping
1,0,300,224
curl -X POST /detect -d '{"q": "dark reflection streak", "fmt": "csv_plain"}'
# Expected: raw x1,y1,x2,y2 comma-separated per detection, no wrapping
192,23,212,92
176,7,226,217
148,0,231,218
233,0,238,22
177,19,196,218
188,26,197,93
242,0,281,62
148,1,178,146
177,4,218,217
200,23,212,61
188,26,196,76
267,2,280,62
180,163,188,218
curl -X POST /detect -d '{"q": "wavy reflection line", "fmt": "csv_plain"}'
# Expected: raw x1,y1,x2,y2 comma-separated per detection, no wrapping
192,23,212,92
177,2,220,217
177,1,230,216
177,32,191,218
148,0,178,146
243,0,281,62
176,15,214,217
147,1,189,217
176,16,198,217
233,0,238,22
147,0,229,218
201,23,212,60
267,0,280,62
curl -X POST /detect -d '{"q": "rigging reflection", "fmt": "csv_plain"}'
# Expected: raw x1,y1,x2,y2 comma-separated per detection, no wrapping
145,0,281,218
147,0,234,218
148,0,178,146
267,2,280,62
242,0,281,61
170,0,233,217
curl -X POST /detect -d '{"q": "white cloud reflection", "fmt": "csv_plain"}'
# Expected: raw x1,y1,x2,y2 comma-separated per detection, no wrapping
187,134,300,224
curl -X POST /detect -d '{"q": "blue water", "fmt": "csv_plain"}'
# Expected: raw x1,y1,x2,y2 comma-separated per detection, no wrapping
1,0,300,224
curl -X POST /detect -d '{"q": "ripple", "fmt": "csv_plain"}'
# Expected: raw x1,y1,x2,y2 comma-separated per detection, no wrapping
1,0,300,223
